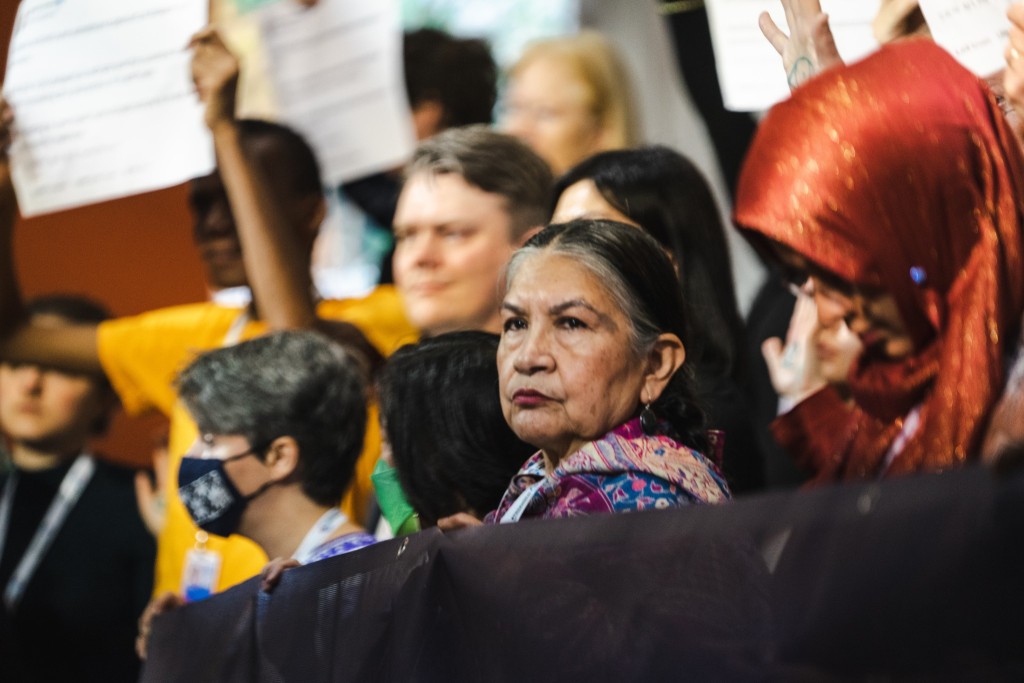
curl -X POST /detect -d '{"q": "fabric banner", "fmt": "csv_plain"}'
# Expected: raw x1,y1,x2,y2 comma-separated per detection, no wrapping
142,465,1024,681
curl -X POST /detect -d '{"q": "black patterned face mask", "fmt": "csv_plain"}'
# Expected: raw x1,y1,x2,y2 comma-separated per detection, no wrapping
178,449,273,538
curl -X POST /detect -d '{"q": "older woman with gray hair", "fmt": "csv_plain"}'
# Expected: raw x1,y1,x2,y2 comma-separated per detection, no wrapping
484,220,731,523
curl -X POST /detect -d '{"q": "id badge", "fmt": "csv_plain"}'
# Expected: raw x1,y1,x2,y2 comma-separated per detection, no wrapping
181,532,221,602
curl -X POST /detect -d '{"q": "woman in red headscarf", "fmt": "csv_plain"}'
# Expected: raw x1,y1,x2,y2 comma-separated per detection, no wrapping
735,39,1024,482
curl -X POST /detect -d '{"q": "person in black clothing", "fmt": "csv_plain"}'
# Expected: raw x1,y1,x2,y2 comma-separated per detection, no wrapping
0,296,155,683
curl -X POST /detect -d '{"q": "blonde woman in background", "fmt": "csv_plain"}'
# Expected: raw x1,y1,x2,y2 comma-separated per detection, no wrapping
502,31,639,176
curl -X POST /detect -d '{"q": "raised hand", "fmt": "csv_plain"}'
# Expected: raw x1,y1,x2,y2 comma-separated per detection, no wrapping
762,291,829,411
759,0,843,90
188,26,239,130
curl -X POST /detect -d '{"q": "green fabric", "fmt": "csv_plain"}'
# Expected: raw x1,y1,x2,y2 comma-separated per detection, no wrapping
371,460,419,536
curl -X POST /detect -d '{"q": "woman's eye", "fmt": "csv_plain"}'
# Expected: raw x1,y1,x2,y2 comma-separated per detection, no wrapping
502,317,527,333
558,317,587,330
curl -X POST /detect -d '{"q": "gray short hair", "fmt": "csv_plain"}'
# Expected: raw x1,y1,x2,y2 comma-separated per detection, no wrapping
177,331,367,507
406,125,553,240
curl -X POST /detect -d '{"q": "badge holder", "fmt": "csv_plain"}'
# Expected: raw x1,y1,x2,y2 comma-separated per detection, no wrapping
181,531,221,602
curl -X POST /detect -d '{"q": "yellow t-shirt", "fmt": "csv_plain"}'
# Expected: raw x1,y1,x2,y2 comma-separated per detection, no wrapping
96,286,417,595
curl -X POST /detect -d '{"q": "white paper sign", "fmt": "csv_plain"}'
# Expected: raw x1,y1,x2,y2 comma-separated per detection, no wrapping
705,0,882,111
919,0,1014,76
3,0,214,217
258,0,414,185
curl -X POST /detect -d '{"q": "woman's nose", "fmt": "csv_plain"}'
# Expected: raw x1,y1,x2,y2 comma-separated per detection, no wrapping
512,327,554,374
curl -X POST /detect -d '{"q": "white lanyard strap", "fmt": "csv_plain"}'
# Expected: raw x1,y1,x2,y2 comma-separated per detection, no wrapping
0,475,15,563
0,454,96,611
292,508,348,565
222,309,251,347
500,479,546,524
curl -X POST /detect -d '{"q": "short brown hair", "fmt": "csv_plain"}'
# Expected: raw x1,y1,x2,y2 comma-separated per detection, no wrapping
405,126,553,240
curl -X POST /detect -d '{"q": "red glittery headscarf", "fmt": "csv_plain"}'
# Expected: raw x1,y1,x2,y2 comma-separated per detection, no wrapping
735,39,1024,480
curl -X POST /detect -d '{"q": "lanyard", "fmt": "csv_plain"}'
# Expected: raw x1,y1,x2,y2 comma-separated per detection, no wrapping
291,508,349,565
222,309,251,347
0,454,96,611
500,478,546,524
220,290,320,348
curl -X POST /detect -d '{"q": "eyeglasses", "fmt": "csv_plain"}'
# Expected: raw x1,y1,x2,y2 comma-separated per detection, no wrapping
777,259,858,302
777,260,813,297
183,434,265,462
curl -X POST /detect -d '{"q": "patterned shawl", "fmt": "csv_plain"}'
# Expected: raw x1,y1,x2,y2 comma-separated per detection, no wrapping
485,418,730,522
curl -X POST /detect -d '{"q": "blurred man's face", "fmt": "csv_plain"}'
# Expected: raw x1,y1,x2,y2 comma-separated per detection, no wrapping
392,172,518,336
189,172,247,290
187,136,325,292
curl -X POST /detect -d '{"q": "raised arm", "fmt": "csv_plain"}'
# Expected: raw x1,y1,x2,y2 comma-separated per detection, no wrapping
189,27,317,330
759,0,843,90
762,291,828,413
0,100,102,374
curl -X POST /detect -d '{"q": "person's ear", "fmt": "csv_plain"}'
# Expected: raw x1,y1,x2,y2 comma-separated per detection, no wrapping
642,333,686,403
264,436,301,480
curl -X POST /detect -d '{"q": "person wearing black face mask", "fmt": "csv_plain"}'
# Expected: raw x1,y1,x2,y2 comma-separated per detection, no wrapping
136,330,375,660
176,438,291,540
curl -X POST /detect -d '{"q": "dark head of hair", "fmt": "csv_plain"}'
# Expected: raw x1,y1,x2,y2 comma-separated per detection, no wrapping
403,28,497,129
26,294,115,434
406,126,553,241
377,331,534,526
177,331,367,507
507,219,708,454
553,146,745,380
236,119,323,198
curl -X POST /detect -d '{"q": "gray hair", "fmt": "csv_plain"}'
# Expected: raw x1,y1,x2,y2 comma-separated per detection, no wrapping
505,228,663,359
177,330,367,507
406,125,553,240
504,220,708,453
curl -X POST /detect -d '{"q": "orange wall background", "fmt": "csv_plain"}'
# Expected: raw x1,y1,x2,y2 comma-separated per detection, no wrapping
2,7,209,468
